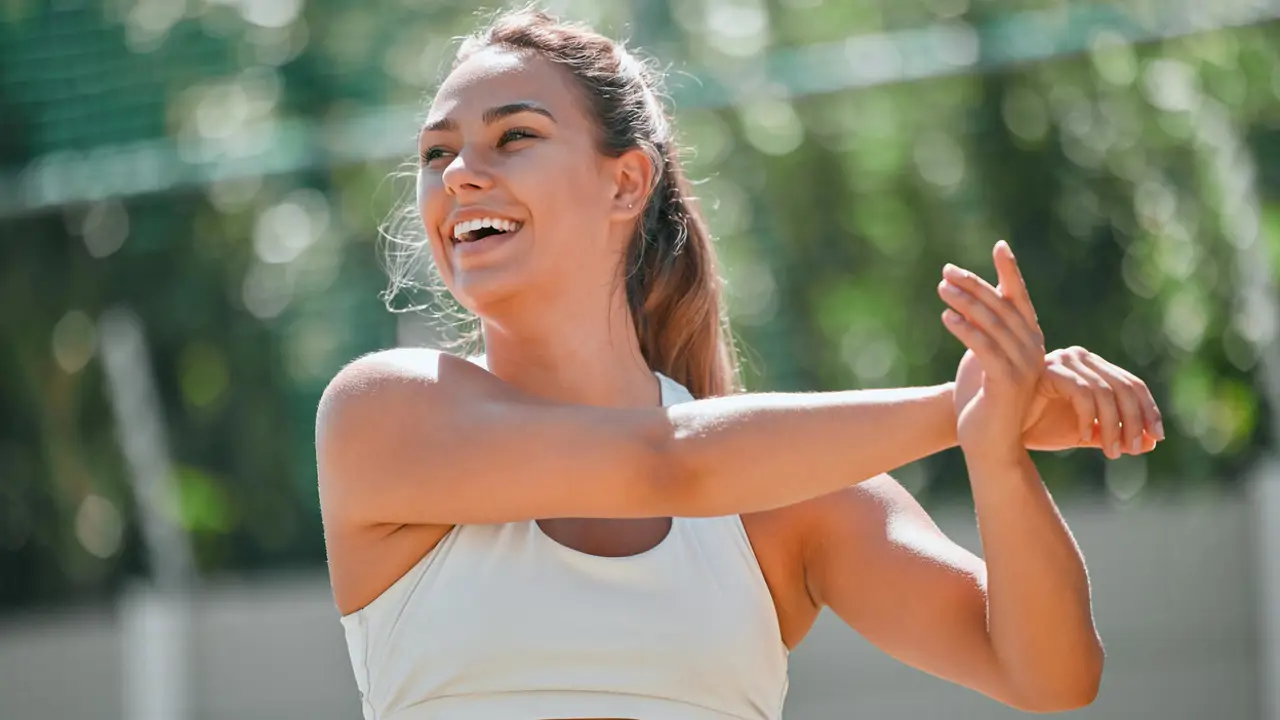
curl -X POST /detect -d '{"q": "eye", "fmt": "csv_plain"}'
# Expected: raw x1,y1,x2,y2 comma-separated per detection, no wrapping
498,128,538,147
420,147,451,167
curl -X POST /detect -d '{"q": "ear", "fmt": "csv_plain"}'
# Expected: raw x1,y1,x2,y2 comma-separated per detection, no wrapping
607,147,656,221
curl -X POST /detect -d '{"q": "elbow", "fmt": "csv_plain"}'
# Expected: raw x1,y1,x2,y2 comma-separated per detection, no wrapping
1021,679,1101,715
642,417,711,517
1013,643,1105,713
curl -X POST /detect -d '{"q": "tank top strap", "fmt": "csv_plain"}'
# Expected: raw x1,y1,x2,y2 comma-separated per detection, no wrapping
655,371,694,407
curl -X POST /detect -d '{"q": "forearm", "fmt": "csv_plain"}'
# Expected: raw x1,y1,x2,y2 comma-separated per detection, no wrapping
967,450,1103,706
666,383,957,516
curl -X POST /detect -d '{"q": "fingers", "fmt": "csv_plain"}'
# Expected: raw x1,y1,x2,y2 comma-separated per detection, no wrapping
1111,357,1163,442
937,278,1032,368
1043,363,1098,445
1079,355,1144,454
941,309,1013,380
940,242,1044,354
940,265,1043,367
1055,347,1162,458
1067,356,1125,459
1079,351,1164,443
992,240,1039,330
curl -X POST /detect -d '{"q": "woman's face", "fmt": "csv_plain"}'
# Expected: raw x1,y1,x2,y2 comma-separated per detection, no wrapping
418,47,648,318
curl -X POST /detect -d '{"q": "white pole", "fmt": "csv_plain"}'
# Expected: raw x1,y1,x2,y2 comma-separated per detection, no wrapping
98,307,195,720
1254,459,1280,720
119,583,191,720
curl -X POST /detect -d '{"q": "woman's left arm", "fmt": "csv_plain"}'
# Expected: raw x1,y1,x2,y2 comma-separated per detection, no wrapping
801,470,1099,714
803,241,1161,712
963,445,1103,708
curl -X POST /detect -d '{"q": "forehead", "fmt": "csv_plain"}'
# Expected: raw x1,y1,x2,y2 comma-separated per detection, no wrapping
429,47,584,124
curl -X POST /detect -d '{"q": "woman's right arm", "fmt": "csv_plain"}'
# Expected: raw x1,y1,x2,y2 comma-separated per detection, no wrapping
316,348,958,527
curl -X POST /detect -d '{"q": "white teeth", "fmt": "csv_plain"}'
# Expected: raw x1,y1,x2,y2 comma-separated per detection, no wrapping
451,217,521,242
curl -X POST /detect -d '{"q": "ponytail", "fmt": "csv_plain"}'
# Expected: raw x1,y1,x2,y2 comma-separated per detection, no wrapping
625,142,740,398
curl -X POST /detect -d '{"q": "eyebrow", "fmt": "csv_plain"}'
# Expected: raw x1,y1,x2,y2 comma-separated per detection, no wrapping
421,102,557,133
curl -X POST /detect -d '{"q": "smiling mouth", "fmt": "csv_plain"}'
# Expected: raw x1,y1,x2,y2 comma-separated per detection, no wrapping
451,217,523,245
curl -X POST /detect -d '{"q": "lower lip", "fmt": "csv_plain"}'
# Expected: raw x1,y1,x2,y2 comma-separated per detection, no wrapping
452,227,522,261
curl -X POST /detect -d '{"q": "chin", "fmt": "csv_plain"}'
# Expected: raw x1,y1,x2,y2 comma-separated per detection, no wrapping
437,236,536,319
448,266,539,322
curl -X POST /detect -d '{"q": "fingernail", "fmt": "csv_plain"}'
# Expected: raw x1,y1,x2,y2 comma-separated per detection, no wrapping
940,282,960,296
1110,441,1121,458
1154,420,1165,440
1130,437,1142,454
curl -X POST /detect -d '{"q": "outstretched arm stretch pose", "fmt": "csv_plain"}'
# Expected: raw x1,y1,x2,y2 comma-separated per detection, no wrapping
320,241,1160,711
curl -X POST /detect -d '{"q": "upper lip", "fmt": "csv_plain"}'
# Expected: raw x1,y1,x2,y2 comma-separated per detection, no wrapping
443,208,524,243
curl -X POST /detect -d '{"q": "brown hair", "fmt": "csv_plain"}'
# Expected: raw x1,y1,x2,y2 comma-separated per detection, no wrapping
386,7,740,398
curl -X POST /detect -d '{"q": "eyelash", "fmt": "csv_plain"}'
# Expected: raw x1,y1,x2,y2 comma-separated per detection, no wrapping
420,128,538,165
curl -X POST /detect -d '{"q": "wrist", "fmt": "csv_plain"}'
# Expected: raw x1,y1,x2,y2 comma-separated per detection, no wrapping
938,382,959,449
960,437,1029,471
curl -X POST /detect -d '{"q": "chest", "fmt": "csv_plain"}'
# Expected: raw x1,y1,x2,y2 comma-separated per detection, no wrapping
401,520,788,691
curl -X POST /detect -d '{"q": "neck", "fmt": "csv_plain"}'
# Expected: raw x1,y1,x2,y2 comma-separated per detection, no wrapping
477,287,660,409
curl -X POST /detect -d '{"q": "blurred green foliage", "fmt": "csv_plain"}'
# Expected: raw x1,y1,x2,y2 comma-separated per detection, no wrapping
0,0,1277,611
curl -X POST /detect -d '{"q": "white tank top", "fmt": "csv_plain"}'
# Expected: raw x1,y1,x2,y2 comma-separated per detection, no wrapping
338,372,790,719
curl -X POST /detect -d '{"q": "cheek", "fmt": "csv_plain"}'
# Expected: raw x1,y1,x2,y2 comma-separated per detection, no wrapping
515,150,610,233
417,172,454,278
418,173,447,241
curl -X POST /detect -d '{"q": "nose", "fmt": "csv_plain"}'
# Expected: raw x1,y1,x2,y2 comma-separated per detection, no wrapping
441,150,495,197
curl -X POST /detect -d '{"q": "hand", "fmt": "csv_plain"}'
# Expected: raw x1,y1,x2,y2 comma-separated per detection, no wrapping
940,241,1045,463
946,242,1164,461
1022,347,1164,457
956,347,1165,458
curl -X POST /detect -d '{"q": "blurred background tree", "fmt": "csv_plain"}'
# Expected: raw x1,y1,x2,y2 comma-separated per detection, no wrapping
0,0,1276,612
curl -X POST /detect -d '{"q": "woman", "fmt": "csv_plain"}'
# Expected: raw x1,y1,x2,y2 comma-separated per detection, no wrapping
317,8,1163,719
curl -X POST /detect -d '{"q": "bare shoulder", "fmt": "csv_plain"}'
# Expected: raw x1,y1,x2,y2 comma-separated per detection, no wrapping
320,348,479,411
316,349,470,613
314,348,492,522
317,348,491,444
319,347,436,420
